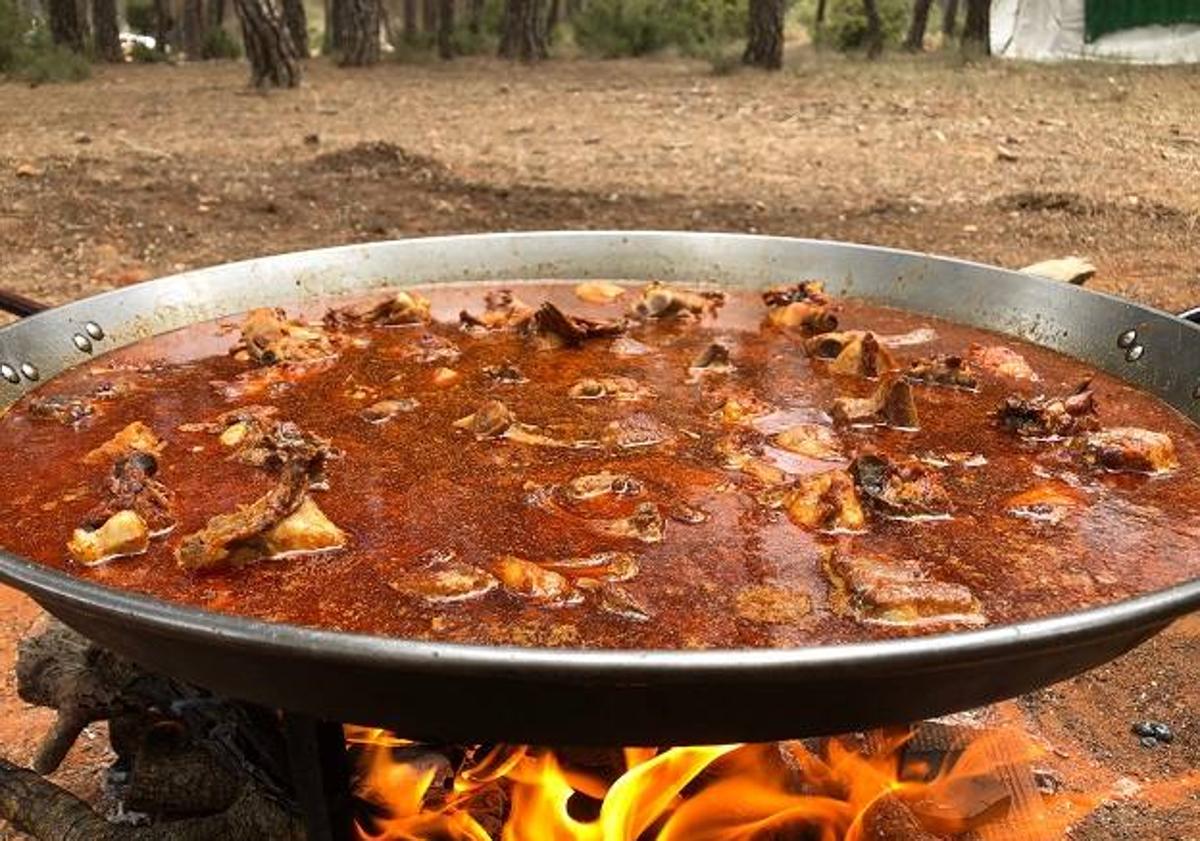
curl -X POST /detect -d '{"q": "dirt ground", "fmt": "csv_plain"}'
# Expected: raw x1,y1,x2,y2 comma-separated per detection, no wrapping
0,52,1198,839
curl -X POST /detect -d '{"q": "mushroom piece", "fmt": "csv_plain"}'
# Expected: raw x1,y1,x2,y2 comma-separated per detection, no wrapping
1081,427,1178,474
784,470,866,532
67,510,149,566
824,549,984,627
827,333,898,380
236,307,336,365
773,424,844,462
82,421,164,465
629,282,726,321
491,555,582,606
996,381,1098,439
967,343,1039,382
831,376,919,430
325,290,432,328
762,282,837,334
905,355,978,391
850,452,950,519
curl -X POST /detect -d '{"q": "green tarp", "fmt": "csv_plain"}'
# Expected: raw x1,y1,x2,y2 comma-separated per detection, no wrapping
1085,0,1200,42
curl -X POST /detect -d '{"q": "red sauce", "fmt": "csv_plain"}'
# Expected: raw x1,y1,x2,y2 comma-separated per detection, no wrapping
1,281,1198,649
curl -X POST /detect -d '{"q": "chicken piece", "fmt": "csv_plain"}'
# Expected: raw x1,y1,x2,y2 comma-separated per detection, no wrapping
1006,483,1084,525
459,289,536,331
824,550,983,626
784,470,866,532
431,367,461,387
227,421,336,487
828,333,898,379
542,551,640,582
325,290,432,328
454,399,515,438
602,412,673,450
390,551,499,604
804,331,863,360
740,458,789,486
563,472,643,502
360,398,419,424
690,342,734,374
568,376,650,401
237,308,335,365
629,282,726,321
905,355,978,391
1082,427,1179,474
831,376,919,430
578,578,651,621
718,393,772,425
28,394,95,426
773,424,843,462
574,281,627,304
83,451,176,536
180,404,277,447
491,555,582,606
529,302,626,348
968,344,1038,381
591,502,666,543
996,381,1098,439
67,510,149,566
262,497,347,556
483,362,527,384
734,584,813,625
394,333,461,365
850,452,950,519
762,282,838,334
82,421,164,465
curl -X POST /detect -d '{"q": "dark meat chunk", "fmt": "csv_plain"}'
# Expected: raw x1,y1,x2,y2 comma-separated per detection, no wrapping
784,470,865,532
905,355,979,390
690,342,734,373
850,452,950,519
1082,427,1178,474
629,282,726,321
236,308,335,365
762,281,837,334
968,343,1038,381
831,375,919,430
804,330,862,360
459,289,535,331
325,291,431,328
529,301,626,348
824,549,983,626
996,381,1098,439
827,333,897,379
228,421,336,488
28,394,95,426
83,452,176,536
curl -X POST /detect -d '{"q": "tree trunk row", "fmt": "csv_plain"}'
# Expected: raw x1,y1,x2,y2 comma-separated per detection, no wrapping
742,0,783,69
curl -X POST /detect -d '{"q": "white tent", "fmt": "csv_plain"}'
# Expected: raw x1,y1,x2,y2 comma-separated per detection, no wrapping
991,0,1200,63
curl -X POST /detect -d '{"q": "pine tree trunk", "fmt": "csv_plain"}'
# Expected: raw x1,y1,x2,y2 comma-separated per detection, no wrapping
340,0,380,64
403,0,417,39
47,0,86,51
91,0,122,59
498,0,546,60
742,0,783,68
903,0,933,51
182,0,205,57
233,0,301,86
209,0,227,29
941,0,957,36
544,0,559,40
282,0,308,55
862,0,883,58
467,0,481,33
154,0,170,50
961,0,988,53
421,0,435,33
436,0,453,56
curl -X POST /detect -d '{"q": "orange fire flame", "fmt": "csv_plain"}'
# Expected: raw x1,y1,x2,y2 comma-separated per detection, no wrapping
348,720,1194,841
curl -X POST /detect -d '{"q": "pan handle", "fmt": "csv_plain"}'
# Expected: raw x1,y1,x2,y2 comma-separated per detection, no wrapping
0,290,49,318
1180,306,1200,325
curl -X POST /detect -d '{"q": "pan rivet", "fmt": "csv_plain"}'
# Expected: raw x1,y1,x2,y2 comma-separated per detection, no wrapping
84,322,105,341
72,333,94,353
19,362,39,381
1117,329,1138,349
0,364,18,384
1125,344,1145,362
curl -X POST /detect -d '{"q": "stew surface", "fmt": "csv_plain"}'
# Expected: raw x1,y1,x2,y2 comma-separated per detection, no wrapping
0,280,1197,649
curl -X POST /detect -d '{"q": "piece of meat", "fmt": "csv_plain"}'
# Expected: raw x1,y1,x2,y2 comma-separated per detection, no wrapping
828,333,898,379
28,394,95,426
905,355,979,390
454,399,515,438
591,502,666,543
389,554,499,604
831,376,919,430
610,335,652,357
784,470,866,532
629,282,726,321
491,555,582,606
360,399,419,424
968,343,1039,381
717,393,773,425
82,421,164,465
325,291,431,328
81,451,175,537
431,367,461,387
824,549,983,626
563,472,644,502
568,376,650,401
1005,482,1084,525
850,453,951,519
773,424,844,461
734,584,813,624
762,282,838,334
236,307,335,365
67,510,149,566
228,421,336,487
529,301,626,348
1082,427,1179,474
459,289,535,331
210,357,337,401
602,412,673,450
577,578,650,621
996,381,1098,439
483,362,527,384
542,551,640,582
574,281,627,304
261,497,347,557
690,342,734,373
804,331,863,360
395,333,462,364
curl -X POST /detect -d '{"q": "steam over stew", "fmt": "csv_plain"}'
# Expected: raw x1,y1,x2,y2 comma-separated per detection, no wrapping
1,280,1198,649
